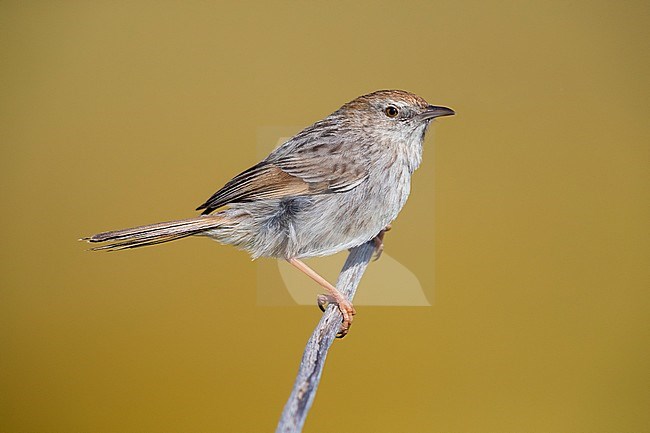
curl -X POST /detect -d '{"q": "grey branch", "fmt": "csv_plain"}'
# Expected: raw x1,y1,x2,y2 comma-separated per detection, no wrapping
276,240,375,433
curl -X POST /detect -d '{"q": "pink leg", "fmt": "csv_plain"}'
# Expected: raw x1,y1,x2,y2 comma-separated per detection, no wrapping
288,258,356,336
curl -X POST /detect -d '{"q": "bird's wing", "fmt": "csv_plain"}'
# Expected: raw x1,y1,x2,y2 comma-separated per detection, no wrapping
195,144,369,214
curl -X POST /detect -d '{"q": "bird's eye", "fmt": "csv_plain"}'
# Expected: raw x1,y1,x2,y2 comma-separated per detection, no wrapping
384,105,399,118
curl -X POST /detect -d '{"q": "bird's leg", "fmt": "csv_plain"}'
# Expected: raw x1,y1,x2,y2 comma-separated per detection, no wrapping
288,258,356,337
372,224,392,261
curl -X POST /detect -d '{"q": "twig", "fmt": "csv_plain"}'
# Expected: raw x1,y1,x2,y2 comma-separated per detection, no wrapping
276,240,375,433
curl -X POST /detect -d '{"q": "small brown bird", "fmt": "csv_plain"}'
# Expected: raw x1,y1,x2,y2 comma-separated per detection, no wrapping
84,90,454,335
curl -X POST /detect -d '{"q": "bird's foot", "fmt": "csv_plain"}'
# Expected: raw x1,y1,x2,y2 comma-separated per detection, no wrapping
372,224,392,261
317,294,356,338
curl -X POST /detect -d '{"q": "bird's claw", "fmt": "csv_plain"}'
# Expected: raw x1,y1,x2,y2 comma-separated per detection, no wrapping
316,294,356,338
372,224,392,261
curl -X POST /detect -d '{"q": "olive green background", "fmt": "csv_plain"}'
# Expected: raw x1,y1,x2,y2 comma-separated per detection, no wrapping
1,1,648,432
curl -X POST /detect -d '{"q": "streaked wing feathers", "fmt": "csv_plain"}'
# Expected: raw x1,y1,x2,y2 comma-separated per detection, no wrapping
196,146,368,214
274,155,369,193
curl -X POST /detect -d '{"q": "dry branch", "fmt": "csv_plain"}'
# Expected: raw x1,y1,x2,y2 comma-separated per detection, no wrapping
276,240,375,433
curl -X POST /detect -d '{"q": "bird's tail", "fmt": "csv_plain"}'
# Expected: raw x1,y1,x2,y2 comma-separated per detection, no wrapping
82,215,228,251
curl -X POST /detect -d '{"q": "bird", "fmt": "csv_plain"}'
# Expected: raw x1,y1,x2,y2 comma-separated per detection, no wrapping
84,89,454,336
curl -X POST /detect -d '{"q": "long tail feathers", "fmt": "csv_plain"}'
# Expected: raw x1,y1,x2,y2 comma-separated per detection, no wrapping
82,216,228,251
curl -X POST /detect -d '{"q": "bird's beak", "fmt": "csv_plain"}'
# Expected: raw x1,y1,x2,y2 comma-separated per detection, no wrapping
421,105,455,120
